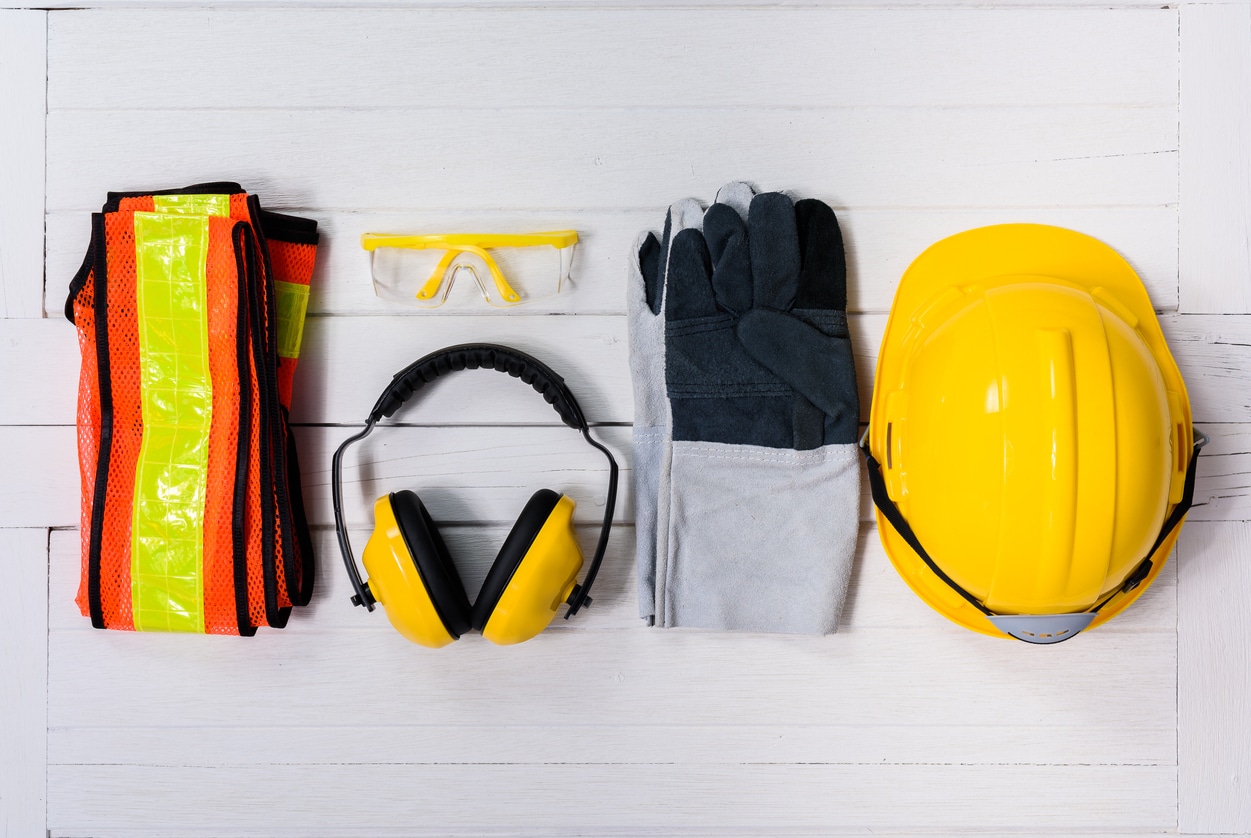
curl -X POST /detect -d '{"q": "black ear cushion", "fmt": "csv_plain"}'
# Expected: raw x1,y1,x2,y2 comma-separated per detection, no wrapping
471,489,563,631
390,490,473,639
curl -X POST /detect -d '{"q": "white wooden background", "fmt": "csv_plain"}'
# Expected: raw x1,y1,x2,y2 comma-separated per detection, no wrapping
2,1,1250,835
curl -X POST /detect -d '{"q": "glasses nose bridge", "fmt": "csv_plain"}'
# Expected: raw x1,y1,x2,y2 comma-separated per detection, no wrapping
443,243,519,304
444,261,492,303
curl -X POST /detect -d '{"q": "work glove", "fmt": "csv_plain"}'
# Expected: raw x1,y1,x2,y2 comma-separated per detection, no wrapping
632,184,861,634
628,196,701,623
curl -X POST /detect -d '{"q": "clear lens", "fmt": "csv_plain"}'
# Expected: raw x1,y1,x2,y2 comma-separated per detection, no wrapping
370,243,572,310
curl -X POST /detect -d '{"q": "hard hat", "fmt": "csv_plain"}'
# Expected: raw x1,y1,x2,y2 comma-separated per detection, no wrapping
864,224,1205,644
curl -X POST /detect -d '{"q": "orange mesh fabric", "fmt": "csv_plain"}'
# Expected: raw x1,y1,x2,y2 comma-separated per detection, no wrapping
97,210,141,631
269,239,317,407
266,234,318,608
72,238,100,619
68,184,317,634
202,216,245,636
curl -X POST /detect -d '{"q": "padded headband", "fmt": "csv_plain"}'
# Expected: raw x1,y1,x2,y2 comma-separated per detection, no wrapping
369,344,587,430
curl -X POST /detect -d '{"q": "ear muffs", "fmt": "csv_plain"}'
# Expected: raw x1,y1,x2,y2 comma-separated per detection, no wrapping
332,344,620,648
474,489,586,646
359,491,471,648
389,490,473,638
472,489,562,631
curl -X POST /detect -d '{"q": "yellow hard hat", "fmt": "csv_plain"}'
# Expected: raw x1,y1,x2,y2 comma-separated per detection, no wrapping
864,224,1205,644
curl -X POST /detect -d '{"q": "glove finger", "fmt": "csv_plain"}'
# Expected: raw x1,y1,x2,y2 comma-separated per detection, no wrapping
665,228,717,320
713,181,754,221
703,202,752,315
660,197,706,283
747,192,801,311
637,231,663,315
794,198,847,311
736,308,858,425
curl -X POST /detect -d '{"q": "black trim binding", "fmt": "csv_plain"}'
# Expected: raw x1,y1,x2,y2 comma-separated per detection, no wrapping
65,222,99,324
86,213,111,629
284,410,316,607
230,222,258,637
259,209,320,245
237,223,281,627
250,194,304,615
103,182,244,213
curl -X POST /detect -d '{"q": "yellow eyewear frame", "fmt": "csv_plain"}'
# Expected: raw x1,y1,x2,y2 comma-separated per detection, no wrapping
361,231,578,306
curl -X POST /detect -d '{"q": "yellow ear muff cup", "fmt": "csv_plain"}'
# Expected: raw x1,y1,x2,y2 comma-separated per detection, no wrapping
477,491,585,645
472,489,562,632
390,490,473,638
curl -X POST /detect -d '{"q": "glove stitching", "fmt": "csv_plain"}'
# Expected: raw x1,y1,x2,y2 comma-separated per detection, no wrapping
676,442,860,464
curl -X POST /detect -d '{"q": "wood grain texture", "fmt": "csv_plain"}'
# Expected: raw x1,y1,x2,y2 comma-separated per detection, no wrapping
1178,522,1251,834
46,623,1176,732
1180,3,1251,314
47,721,1177,773
47,8,1176,110
46,763,1177,836
4,0,1194,7
44,107,1178,214
0,528,48,838
0,11,46,318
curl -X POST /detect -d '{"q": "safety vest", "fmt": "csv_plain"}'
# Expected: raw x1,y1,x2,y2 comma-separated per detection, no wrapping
65,183,318,635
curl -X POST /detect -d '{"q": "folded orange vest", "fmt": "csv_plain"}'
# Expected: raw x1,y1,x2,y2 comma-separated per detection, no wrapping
65,183,318,635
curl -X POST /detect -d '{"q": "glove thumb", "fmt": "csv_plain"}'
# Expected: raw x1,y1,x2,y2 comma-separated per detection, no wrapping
736,308,860,435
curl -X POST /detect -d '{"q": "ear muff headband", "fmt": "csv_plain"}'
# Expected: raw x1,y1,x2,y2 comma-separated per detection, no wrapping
369,343,587,430
332,344,618,620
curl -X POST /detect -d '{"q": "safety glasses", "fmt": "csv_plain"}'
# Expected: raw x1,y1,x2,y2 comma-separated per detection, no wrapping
362,231,578,309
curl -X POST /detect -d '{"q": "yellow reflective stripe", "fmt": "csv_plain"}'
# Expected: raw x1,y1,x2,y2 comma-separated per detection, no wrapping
152,194,231,217
275,281,310,359
131,212,213,633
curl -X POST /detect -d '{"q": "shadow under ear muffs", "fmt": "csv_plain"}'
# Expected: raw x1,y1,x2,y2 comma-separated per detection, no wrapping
331,344,619,648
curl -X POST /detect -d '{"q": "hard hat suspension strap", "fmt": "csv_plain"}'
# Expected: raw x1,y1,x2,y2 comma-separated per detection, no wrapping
860,443,993,617
861,428,1207,623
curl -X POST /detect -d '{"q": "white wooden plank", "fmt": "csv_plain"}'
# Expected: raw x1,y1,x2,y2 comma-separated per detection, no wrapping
47,9,1177,110
46,526,1178,635
47,720,1176,772
1189,424,1251,523
0,317,77,424
0,427,79,528
10,310,1248,430
44,206,1180,318
46,626,1176,732
0,11,47,318
1179,2,1251,313
0,528,47,838
10,0,1192,7
44,107,1178,213
1164,314,1251,424
1178,521,1251,834
46,763,1177,836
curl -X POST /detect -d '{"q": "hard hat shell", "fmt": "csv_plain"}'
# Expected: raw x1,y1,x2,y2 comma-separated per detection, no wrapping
869,224,1193,639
